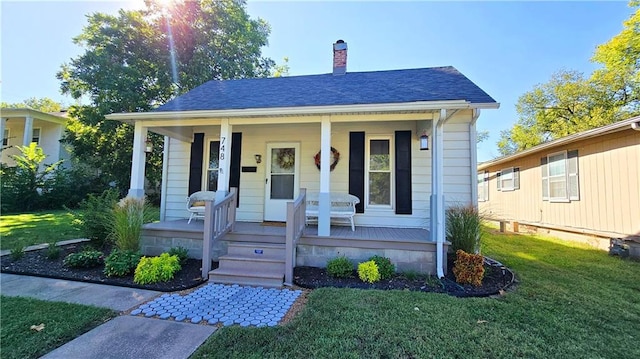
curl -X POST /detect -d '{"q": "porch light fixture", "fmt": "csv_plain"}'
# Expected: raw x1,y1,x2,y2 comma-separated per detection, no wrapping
254,154,262,164
144,138,153,153
419,132,429,151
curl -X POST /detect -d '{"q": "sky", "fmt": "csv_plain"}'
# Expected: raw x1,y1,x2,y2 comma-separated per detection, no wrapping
0,0,634,162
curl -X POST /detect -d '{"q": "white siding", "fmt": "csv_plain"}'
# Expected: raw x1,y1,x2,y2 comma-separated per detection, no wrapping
161,112,473,228
1,118,64,166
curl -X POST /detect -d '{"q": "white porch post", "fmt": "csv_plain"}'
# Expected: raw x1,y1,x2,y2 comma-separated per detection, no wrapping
430,109,446,278
128,121,147,198
216,118,232,201
318,115,331,236
23,116,33,145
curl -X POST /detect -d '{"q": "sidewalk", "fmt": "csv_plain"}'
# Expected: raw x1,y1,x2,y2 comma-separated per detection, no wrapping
0,273,217,359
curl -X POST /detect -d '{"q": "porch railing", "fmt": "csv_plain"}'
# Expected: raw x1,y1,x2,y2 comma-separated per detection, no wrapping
201,187,237,278
284,188,307,286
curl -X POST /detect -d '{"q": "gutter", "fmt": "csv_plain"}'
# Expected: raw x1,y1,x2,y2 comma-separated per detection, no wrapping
469,109,481,209
632,122,640,131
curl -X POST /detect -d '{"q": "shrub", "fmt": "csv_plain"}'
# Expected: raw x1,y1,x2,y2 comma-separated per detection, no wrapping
109,196,153,251
326,256,353,278
452,249,485,286
10,244,25,260
104,249,141,277
446,205,483,254
402,270,420,281
134,253,181,284
71,189,120,246
168,246,189,264
45,242,61,260
63,249,104,268
358,260,381,283
368,255,395,279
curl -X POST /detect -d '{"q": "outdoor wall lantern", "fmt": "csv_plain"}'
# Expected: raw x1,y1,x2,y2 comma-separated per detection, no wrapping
254,154,262,164
419,132,429,151
144,138,153,154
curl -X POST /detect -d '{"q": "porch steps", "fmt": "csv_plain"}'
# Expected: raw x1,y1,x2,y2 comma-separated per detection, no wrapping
208,242,285,288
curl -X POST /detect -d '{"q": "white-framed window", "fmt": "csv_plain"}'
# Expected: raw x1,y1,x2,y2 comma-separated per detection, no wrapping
2,128,9,147
203,139,220,191
477,171,489,202
366,136,393,207
32,128,41,145
541,150,579,202
496,167,519,191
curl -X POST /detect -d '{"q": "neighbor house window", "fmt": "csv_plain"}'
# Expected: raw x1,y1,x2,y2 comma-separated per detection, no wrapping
2,129,8,147
477,171,489,201
32,128,41,145
366,137,392,207
496,167,519,191
205,140,220,191
541,150,579,202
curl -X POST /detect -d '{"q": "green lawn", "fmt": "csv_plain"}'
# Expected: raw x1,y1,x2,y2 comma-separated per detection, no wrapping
0,296,115,359
191,229,640,359
0,210,83,250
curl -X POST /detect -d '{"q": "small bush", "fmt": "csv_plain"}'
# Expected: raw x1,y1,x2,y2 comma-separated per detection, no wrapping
358,260,381,283
446,205,483,254
452,249,485,287
10,244,25,260
72,189,120,246
368,255,395,279
168,246,189,264
402,270,420,281
63,249,104,268
326,256,353,278
134,253,181,284
109,196,153,251
45,243,61,260
104,249,141,277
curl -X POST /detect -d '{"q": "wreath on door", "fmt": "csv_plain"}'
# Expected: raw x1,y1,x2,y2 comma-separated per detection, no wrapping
276,148,296,169
314,147,340,171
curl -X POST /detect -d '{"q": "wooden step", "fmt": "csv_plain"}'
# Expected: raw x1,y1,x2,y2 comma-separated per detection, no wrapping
208,268,283,288
226,242,286,257
223,232,285,244
219,254,285,273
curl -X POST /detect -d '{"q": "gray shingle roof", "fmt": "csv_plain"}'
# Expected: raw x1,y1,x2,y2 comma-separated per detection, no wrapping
155,66,496,112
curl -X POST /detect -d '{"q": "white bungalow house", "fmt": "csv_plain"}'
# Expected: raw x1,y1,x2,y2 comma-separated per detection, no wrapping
107,41,499,287
0,108,70,166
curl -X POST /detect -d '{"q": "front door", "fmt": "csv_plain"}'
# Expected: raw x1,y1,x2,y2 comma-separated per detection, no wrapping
264,143,300,221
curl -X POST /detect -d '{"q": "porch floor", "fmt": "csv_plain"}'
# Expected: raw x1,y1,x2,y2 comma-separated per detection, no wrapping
144,220,431,243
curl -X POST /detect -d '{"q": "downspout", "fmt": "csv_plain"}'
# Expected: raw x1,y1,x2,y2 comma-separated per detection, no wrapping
632,122,640,131
469,109,481,209
159,136,170,221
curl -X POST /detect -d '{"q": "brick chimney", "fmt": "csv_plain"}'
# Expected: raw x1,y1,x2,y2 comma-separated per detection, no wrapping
333,40,347,76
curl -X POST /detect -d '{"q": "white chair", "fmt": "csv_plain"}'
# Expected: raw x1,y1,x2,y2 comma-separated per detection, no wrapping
186,191,216,223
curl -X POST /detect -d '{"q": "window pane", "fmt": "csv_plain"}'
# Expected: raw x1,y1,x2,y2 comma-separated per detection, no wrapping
271,174,294,199
209,141,220,170
207,170,218,191
502,178,513,189
369,140,389,171
369,172,391,205
549,177,567,199
548,154,566,176
271,148,295,174
32,128,41,144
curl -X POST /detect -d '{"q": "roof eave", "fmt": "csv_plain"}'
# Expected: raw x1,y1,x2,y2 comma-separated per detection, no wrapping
106,100,500,122
0,108,67,124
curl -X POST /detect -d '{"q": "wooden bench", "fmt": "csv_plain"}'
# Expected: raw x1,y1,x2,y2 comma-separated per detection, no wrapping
305,192,360,231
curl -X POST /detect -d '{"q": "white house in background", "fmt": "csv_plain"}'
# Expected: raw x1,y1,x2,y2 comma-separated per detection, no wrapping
107,41,499,285
0,108,70,166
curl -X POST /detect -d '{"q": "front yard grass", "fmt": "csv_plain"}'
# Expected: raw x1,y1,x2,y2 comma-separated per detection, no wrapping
191,229,640,359
0,210,82,250
0,296,115,359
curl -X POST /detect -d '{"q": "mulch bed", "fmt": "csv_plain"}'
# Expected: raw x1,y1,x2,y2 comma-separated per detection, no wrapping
294,255,515,297
0,242,211,292
1,243,515,297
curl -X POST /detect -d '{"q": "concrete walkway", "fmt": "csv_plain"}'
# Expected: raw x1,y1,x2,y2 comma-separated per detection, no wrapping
0,273,217,359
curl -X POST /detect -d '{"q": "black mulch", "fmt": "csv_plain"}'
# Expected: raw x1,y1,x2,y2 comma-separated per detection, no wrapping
294,255,515,297
0,243,214,292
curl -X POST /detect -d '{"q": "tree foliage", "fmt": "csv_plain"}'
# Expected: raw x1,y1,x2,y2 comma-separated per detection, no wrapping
1,97,62,112
58,0,275,192
498,3,640,156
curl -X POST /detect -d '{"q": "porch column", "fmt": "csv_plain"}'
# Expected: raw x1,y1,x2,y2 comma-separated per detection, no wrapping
430,109,446,278
216,118,232,201
318,115,331,236
128,121,147,198
23,116,33,146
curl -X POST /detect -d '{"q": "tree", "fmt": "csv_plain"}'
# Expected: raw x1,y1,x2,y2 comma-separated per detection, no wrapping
497,3,639,156
57,0,275,192
1,97,62,112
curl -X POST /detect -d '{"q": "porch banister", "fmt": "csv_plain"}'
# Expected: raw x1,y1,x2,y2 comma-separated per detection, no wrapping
202,199,215,278
285,188,306,286
201,188,238,279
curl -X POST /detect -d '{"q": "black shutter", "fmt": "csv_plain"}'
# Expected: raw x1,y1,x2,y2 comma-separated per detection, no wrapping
229,132,242,207
395,131,413,214
349,132,365,213
188,133,205,195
